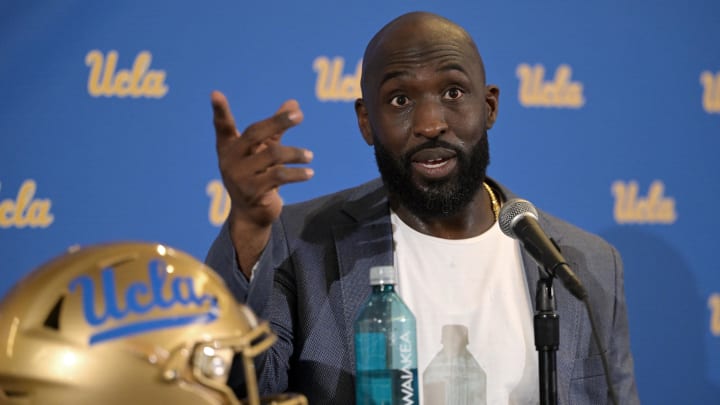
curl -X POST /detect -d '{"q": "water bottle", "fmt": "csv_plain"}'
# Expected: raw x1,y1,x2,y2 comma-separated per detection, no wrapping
354,265,419,405
423,324,487,405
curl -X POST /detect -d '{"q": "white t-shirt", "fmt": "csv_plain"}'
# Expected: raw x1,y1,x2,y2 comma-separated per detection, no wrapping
391,211,539,405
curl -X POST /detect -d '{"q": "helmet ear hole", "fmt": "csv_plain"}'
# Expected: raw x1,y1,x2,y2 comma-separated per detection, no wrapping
43,296,64,330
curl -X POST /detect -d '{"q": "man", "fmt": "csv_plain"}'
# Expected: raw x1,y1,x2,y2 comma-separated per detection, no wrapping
206,11,640,404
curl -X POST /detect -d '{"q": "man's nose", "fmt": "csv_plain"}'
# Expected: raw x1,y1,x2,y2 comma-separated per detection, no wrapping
412,98,448,138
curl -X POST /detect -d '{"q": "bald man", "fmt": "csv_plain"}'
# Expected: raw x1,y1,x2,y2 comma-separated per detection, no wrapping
207,11,640,405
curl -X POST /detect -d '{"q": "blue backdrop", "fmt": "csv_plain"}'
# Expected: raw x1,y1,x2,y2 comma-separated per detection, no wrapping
1,1,719,403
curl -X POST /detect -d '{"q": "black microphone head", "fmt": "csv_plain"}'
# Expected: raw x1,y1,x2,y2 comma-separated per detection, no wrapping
499,198,539,239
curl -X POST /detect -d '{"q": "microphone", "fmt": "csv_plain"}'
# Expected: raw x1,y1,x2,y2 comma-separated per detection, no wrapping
500,198,619,405
499,198,587,300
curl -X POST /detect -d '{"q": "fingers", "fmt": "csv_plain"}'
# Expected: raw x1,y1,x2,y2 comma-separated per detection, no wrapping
212,91,304,155
252,166,315,202
211,90,239,141
249,143,314,171
275,99,300,115
221,143,314,186
210,91,314,222
240,105,303,148
225,161,314,208
213,95,312,174
263,99,302,145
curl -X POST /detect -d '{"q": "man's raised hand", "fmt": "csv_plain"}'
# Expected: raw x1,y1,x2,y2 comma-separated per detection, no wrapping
211,90,314,275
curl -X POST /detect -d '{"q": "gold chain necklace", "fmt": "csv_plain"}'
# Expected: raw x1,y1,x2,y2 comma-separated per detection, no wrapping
483,182,500,222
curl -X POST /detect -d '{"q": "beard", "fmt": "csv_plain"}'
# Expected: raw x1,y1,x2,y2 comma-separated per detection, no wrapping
373,132,490,218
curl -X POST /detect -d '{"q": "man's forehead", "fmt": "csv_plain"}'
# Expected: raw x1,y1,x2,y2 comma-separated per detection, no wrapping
361,12,486,93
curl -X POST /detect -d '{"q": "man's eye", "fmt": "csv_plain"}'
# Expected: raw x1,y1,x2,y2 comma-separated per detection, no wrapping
444,88,464,100
390,95,409,107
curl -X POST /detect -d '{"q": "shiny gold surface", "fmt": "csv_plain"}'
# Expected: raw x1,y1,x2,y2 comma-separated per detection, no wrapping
0,242,307,405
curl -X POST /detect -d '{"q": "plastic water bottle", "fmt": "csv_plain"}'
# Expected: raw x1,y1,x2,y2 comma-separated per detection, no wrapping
423,324,487,404
354,265,419,405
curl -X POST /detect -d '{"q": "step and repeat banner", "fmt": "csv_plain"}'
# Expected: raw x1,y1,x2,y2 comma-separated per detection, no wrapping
1,0,719,403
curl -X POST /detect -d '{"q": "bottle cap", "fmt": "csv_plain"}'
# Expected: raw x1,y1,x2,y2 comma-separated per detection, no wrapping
369,265,397,286
441,324,469,347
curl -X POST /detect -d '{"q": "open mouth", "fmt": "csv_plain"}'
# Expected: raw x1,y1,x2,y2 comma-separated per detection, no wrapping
418,157,450,168
411,148,458,179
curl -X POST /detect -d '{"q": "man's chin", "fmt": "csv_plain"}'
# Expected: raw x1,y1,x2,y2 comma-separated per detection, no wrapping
398,186,460,215
410,173,455,191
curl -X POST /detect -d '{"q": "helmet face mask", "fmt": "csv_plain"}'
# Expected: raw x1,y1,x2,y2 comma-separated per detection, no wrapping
0,243,307,405
160,317,277,405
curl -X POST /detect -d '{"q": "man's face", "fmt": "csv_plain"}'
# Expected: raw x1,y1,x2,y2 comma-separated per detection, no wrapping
372,129,490,218
356,17,499,218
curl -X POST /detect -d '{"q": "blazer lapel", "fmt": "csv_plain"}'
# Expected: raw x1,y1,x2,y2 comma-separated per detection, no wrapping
333,181,394,365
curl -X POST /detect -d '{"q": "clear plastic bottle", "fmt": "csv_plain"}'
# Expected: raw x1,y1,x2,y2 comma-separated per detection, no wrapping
354,266,419,405
423,324,487,405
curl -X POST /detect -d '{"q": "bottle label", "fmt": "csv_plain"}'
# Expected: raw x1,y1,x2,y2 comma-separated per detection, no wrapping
355,331,419,404
392,330,417,369
392,330,418,404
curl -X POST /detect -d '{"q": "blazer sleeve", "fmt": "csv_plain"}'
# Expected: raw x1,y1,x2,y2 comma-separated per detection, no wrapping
204,220,295,397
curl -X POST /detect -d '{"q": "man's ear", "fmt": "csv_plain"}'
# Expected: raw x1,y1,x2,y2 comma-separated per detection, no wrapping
485,85,500,129
355,98,374,145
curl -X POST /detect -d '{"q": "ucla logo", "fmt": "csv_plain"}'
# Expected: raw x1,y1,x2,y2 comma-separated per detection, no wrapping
69,259,218,345
700,71,720,113
86,50,169,98
611,180,677,224
313,56,361,101
710,293,720,336
516,63,585,108
0,179,54,229
207,179,230,226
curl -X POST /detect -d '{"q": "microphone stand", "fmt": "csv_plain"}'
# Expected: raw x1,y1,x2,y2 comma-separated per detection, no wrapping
535,274,559,405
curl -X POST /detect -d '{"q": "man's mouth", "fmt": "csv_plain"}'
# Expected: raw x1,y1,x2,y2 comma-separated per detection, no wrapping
419,157,450,168
411,148,458,179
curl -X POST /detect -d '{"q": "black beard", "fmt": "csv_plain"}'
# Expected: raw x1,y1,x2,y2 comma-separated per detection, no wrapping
373,133,490,218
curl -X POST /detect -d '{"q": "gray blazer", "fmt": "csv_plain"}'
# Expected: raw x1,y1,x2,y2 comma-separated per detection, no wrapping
206,178,640,405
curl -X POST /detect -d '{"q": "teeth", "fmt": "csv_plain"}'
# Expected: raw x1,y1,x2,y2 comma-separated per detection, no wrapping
421,160,448,169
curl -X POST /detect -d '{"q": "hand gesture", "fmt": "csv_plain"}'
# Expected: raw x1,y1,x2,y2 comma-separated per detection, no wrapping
211,91,314,274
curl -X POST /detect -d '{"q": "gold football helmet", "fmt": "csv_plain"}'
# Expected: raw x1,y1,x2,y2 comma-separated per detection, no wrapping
0,242,307,405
